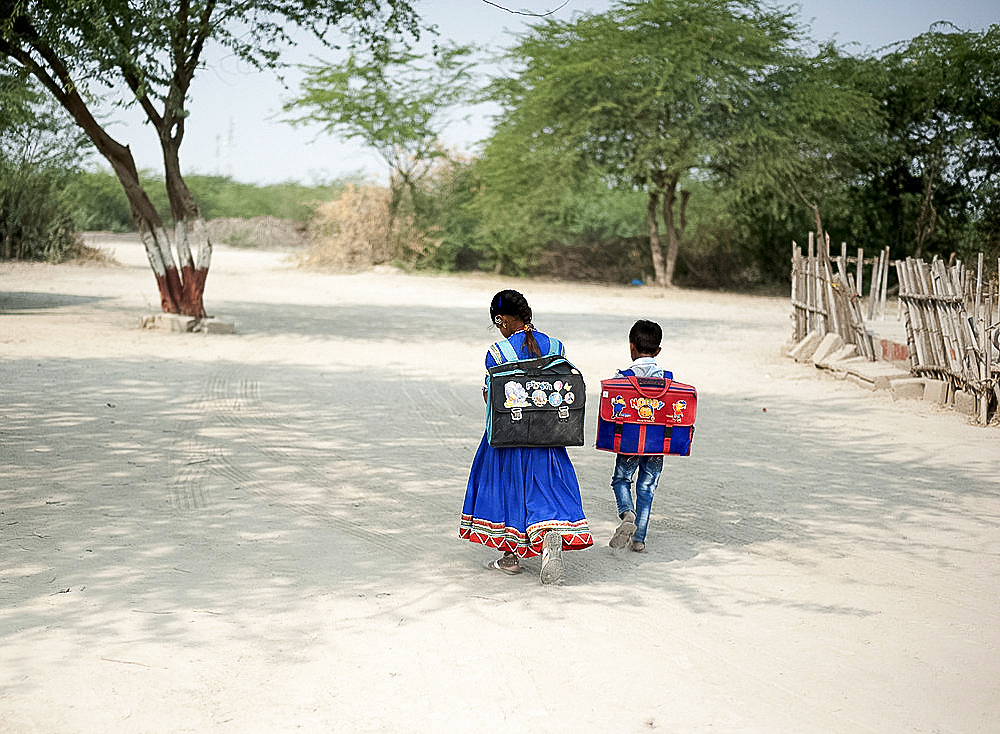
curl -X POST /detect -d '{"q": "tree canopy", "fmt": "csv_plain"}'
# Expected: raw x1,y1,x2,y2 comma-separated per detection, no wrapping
472,0,884,285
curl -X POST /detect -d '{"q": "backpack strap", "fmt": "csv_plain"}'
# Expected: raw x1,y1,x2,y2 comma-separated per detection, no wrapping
545,337,564,357
496,339,520,363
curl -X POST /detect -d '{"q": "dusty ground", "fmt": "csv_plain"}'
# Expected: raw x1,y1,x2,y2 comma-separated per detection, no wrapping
1,235,998,733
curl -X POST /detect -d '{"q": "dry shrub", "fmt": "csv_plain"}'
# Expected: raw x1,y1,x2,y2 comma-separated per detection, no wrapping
206,216,309,250
66,240,118,265
534,237,653,285
300,183,427,271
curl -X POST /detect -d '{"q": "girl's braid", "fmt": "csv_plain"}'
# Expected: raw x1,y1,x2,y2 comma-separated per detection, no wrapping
510,291,542,358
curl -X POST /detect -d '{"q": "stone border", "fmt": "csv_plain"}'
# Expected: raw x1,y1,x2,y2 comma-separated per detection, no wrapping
138,313,236,334
784,330,982,417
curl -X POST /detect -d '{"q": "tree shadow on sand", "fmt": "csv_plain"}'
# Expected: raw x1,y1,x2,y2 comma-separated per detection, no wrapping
3,344,998,680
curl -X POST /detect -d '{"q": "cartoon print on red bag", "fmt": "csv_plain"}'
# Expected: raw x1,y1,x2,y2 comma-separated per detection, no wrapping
630,396,665,422
610,394,626,419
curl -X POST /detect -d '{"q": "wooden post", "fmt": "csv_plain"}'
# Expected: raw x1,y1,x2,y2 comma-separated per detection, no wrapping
879,246,890,320
856,247,864,298
823,234,841,338
868,249,882,321
974,252,984,332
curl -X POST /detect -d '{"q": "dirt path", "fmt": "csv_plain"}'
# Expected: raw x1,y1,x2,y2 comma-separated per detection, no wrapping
1,237,998,733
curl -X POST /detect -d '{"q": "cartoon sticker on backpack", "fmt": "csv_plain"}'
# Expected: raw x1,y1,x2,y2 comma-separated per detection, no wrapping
504,381,530,407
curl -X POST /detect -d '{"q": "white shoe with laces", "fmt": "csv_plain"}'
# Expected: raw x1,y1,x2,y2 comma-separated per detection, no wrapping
609,511,636,549
539,532,564,585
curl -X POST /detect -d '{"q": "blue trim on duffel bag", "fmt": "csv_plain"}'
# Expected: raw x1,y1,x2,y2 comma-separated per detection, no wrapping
642,424,666,453
669,425,693,456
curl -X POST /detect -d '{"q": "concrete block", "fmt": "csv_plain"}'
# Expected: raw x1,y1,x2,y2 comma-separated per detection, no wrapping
195,318,236,334
817,344,858,367
138,313,234,334
810,333,844,365
953,389,976,416
844,361,911,390
889,377,925,401
923,379,950,405
846,373,877,391
789,331,824,362
142,313,197,332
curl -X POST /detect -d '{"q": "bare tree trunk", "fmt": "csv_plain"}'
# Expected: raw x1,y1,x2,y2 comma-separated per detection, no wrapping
791,181,825,246
809,202,824,245
914,172,937,260
661,173,682,288
647,190,666,287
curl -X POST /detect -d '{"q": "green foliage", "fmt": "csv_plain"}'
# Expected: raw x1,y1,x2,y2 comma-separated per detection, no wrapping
284,40,480,218
723,23,1000,277
851,24,1000,261
416,141,647,277
0,69,87,261
63,169,350,230
472,0,860,286
183,177,348,223
62,170,135,232
444,5,997,288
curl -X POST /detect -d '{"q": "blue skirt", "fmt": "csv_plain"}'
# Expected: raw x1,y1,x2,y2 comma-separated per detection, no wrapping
460,433,593,558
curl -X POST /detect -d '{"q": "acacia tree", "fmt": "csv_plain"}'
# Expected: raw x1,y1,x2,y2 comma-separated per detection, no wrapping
714,42,883,248
0,0,420,316
488,0,807,286
283,41,479,228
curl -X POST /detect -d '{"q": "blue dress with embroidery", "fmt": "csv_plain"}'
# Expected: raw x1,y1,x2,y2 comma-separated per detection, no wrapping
460,330,593,558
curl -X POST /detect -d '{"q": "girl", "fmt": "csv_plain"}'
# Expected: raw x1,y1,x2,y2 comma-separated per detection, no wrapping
460,289,593,584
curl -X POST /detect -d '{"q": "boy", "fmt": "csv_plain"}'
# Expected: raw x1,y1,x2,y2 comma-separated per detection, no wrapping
608,319,667,553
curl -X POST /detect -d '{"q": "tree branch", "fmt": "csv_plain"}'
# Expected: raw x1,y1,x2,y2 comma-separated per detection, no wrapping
480,0,570,17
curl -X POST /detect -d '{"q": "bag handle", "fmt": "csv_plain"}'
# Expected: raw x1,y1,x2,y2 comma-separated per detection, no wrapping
625,374,672,398
489,354,570,376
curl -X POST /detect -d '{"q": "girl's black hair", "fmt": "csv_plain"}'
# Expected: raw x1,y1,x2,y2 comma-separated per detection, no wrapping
491,289,541,358
629,319,662,356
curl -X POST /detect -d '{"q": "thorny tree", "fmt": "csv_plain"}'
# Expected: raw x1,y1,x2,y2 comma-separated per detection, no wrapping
0,0,420,317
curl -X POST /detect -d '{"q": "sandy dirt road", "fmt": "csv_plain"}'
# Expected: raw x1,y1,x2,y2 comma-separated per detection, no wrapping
1,236,998,733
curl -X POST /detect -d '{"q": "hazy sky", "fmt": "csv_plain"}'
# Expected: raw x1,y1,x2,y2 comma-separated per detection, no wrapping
102,0,999,186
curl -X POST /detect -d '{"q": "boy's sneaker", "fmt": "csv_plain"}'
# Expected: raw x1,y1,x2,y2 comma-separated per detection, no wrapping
609,511,636,549
630,541,645,553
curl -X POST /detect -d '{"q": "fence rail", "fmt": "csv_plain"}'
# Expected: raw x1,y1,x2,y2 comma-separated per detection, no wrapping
790,235,998,424
790,233,880,360
896,255,999,424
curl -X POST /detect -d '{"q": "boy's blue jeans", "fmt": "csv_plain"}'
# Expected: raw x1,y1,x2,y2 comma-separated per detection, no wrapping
611,454,663,543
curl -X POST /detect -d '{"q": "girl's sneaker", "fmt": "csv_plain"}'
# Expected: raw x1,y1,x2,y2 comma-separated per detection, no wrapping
539,532,564,584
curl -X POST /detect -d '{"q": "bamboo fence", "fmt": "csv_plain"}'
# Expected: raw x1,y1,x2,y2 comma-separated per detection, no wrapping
896,255,999,424
791,232,880,360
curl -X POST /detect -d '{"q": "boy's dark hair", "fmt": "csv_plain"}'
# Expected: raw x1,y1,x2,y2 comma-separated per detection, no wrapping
629,319,662,356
